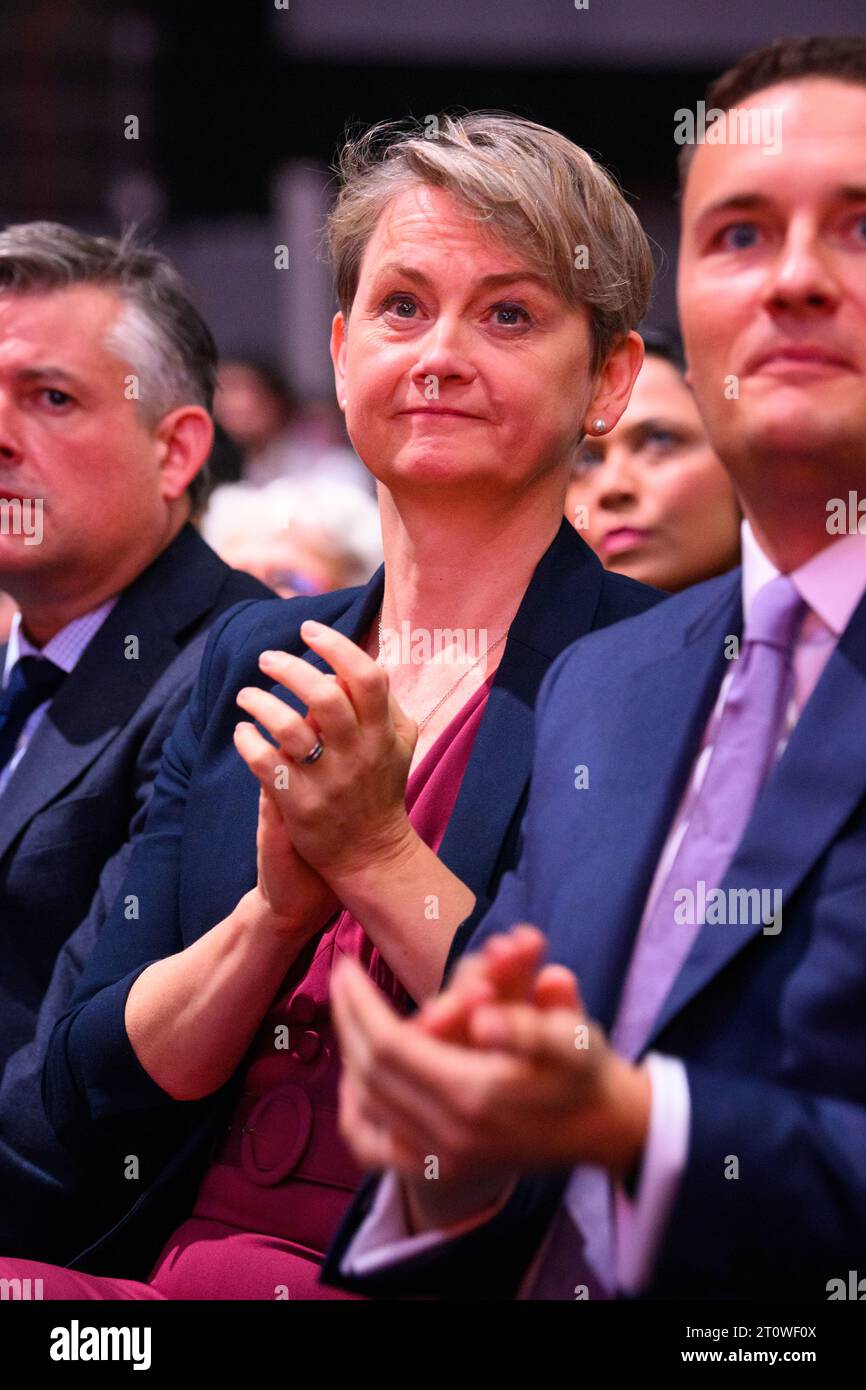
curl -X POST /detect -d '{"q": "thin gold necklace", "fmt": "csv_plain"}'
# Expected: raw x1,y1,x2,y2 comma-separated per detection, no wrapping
377,620,507,731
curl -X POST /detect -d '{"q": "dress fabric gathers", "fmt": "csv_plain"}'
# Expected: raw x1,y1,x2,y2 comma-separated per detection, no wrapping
0,677,492,1300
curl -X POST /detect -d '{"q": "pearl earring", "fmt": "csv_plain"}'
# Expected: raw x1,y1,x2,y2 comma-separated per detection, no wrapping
592,417,606,434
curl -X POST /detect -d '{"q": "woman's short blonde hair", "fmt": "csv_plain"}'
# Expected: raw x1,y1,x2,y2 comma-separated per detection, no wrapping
325,111,654,373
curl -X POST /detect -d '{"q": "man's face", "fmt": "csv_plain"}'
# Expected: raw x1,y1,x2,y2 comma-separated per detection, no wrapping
0,284,173,603
678,79,866,479
331,184,597,496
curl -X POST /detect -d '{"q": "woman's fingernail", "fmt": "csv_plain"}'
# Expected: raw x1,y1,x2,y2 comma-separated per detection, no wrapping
258,650,279,664
301,620,323,636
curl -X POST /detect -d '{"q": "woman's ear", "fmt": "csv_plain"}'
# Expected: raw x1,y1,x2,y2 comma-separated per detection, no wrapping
584,331,644,436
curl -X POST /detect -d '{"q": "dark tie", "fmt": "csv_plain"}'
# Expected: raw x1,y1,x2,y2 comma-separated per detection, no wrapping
0,655,66,773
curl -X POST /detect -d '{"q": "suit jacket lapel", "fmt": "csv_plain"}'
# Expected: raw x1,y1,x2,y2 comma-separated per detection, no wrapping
650,581,866,1044
266,567,385,714
0,527,234,862
436,524,606,896
572,574,743,1029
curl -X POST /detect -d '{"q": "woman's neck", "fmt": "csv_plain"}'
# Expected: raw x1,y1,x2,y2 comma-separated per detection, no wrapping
365,478,567,762
376,482,565,639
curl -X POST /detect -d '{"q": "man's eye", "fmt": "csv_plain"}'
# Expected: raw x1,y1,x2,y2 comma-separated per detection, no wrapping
41,388,73,407
716,222,761,251
850,214,866,245
383,296,418,319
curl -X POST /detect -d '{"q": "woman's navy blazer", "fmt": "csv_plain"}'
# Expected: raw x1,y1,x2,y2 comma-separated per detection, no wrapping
42,519,663,1276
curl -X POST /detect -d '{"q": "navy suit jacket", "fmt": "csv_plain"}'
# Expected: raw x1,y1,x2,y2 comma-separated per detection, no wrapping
0,523,270,1262
39,521,661,1277
323,567,866,1300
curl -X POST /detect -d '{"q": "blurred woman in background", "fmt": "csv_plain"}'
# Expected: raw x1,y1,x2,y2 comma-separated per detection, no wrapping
566,331,740,592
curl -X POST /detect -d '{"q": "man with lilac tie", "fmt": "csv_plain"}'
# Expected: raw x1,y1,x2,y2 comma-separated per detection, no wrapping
323,35,866,1299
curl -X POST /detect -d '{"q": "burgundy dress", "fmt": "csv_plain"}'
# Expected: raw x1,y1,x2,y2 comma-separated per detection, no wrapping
0,679,491,1300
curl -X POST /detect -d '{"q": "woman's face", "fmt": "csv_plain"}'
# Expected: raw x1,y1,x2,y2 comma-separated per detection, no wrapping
331,184,636,502
565,354,741,592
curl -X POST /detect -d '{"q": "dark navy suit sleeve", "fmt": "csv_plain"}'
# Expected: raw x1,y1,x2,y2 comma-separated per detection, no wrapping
42,600,263,1153
442,647,580,978
652,1066,866,1298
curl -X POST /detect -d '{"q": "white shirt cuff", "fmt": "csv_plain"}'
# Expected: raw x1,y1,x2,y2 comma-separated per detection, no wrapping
614,1051,691,1294
340,1171,444,1275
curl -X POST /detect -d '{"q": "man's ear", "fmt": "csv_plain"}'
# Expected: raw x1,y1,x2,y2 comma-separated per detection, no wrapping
330,311,348,411
154,405,214,502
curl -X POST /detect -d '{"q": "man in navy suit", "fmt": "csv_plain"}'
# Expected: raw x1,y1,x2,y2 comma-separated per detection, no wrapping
324,35,866,1299
0,221,268,1260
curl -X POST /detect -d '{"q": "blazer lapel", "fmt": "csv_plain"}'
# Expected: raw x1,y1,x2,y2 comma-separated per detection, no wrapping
436,524,607,896
651,581,866,1044
265,567,385,718
572,574,743,1029
0,527,234,862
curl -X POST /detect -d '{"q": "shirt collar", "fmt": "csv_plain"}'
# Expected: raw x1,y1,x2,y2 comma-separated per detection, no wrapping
741,519,866,637
2,596,118,688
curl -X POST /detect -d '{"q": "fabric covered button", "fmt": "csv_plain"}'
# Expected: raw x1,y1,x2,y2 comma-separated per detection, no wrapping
294,1029,321,1064
287,991,316,1025
240,1084,313,1186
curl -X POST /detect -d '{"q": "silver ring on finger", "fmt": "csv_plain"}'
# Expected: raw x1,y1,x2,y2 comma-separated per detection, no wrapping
295,738,324,766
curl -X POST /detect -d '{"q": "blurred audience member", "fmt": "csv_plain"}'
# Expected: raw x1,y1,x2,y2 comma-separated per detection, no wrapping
566,331,740,591
215,355,373,494
201,477,382,596
201,421,244,495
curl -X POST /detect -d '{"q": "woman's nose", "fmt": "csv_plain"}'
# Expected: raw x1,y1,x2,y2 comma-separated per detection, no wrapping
596,448,641,509
410,319,477,390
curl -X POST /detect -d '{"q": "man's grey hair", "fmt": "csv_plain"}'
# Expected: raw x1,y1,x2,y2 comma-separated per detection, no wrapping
0,221,217,509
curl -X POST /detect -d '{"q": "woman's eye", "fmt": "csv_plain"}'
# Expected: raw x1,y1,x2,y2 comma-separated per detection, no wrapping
644,428,680,450
574,447,604,471
716,222,761,251
490,303,531,328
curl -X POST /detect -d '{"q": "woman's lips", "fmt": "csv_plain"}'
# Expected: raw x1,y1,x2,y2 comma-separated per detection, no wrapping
399,408,484,419
600,527,653,556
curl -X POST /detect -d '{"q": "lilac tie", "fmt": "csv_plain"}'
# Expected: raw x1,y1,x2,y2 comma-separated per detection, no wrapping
611,573,807,1061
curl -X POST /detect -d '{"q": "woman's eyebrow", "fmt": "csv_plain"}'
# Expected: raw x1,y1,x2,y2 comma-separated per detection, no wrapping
370,262,550,292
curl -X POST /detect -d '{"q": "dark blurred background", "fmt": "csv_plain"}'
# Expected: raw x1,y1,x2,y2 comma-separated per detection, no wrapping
2,0,866,403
